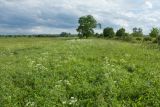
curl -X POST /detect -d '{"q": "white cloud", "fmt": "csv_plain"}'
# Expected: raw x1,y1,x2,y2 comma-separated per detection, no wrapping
145,1,153,9
0,0,159,34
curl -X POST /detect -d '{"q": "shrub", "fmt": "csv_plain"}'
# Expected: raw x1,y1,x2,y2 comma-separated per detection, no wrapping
95,33,103,38
116,28,126,38
157,36,160,45
103,27,115,38
60,32,71,37
132,32,143,37
149,27,159,38
123,36,132,42
125,64,136,73
113,36,120,40
143,37,152,41
136,37,142,41
132,27,143,37
152,38,157,43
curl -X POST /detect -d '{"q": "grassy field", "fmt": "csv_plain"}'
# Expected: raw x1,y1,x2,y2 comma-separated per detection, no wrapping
0,37,160,107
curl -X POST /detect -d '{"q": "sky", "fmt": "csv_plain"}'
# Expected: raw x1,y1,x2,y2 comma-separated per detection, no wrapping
0,0,160,34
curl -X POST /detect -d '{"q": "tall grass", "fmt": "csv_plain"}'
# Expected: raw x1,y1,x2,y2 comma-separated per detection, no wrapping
0,38,160,106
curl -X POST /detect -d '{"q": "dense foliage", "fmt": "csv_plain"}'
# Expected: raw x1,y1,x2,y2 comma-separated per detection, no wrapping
149,27,159,38
132,27,143,37
103,27,115,38
116,28,126,37
60,32,71,37
77,15,97,38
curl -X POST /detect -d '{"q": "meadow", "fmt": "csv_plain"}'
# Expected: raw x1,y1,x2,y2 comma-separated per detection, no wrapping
0,37,160,107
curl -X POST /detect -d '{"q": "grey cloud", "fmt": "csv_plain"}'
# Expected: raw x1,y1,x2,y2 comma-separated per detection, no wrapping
0,0,160,34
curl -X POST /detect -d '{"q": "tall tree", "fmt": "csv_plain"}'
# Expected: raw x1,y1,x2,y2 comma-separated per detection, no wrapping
132,27,143,37
149,27,159,38
77,15,97,38
103,27,115,38
133,27,137,33
138,28,143,34
116,28,126,37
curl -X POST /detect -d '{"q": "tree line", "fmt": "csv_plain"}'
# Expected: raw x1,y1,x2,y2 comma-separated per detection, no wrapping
0,34,77,38
76,15,160,44
1,14,160,44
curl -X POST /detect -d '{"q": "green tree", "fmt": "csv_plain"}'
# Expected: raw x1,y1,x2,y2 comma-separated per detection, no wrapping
157,35,160,45
77,15,97,38
103,27,115,38
149,27,159,38
132,27,143,37
60,32,71,37
116,28,126,37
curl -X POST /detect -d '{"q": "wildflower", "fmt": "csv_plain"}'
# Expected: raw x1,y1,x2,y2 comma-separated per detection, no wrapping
69,97,77,105
64,80,71,86
26,101,35,107
125,53,131,57
120,58,127,64
104,57,109,62
104,73,109,78
35,64,48,71
38,57,47,62
112,68,116,72
62,101,67,104
114,81,117,83
55,85,61,88
57,80,63,83
28,61,35,68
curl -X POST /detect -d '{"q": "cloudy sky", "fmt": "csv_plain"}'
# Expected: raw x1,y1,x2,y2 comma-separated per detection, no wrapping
0,0,159,34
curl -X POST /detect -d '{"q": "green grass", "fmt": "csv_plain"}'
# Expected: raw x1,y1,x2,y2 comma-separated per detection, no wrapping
0,37,160,107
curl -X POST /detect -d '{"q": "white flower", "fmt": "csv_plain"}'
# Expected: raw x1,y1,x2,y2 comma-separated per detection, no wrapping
107,63,110,66
114,81,117,83
64,80,71,86
28,59,36,68
35,64,48,71
26,101,35,107
104,73,109,78
69,97,77,105
55,85,61,88
62,101,67,104
57,80,63,83
120,59,127,64
125,53,131,57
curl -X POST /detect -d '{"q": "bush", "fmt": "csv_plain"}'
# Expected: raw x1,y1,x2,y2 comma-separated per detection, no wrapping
157,36,160,45
143,37,152,41
113,37,120,40
132,27,143,37
113,34,132,42
136,37,142,41
152,36,160,45
60,32,71,37
132,32,143,37
152,38,157,43
149,27,159,38
95,33,103,38
125,64,136,73
103,27,115,38
123,36,132,42
116,28,126,37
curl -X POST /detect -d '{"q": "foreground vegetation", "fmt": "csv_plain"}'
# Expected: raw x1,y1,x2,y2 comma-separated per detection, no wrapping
0,37,160,106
